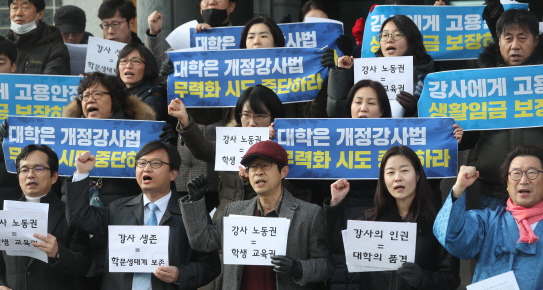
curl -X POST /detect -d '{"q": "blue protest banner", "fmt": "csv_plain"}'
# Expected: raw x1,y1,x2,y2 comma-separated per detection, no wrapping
3,116,165,178
273,118,458,179
167,47,328,107
0,74,82,120
361,4,527,60
418,65,543,131
190,22,344,54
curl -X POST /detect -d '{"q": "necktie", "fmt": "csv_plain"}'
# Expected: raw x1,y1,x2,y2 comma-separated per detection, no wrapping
132,202,158,290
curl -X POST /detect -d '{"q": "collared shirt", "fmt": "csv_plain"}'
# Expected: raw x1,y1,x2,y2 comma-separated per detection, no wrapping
142,191,171,225
256,190,284,217
25,194,47,203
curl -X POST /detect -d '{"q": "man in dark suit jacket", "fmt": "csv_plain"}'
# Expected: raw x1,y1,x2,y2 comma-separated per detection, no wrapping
0,144,91,290
64,140,220,290
180,141,334,289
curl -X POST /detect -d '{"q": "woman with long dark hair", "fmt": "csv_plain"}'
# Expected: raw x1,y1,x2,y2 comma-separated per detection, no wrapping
325,146,461,290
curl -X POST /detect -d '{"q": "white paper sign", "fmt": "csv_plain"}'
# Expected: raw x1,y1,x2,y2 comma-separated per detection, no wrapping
540,22,543,34
467,271,520,290
304,17,344,31
223,216,290,266
215,127,269,171
85,36,127,75
166,20,198,50
66,43,88,75
354,56,413,117
342,230,395,272
4,200,49,214
108,226,169,273
0,210,48,263
345,220,417,269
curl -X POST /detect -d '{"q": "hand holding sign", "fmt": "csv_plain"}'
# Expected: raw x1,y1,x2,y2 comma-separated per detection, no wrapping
32,233,59,258
75,151,96,174
154,265,179,283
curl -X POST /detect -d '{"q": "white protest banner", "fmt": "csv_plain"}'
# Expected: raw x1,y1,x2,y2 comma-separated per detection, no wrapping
0,210,48,263
108,226,169,273
345,220,417,270
166,20,198,50
223,215,290,266
66,43,88,75
354,56,413,118
4,200,49,214
85,36,127,75
341,230,394,272
215,127,269,171
467,271,520,290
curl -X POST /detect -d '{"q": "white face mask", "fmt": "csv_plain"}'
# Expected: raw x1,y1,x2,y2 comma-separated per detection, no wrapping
10,13,39,35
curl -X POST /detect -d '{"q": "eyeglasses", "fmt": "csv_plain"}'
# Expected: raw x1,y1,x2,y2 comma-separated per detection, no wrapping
100,20,127,30
78,91,110,102
240,113,270,124
136,159,170,169
18,166,50,176
119,58,145,66
508,169,543,181
379,31,404,42
201,0,226,3
246,161,273,172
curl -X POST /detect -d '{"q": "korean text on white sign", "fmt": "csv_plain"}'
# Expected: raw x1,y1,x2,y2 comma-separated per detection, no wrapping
345,220,417,270
108,225,169,273
0,210,48,263
223,215,290,266
85,37,127,75
215,127,269,171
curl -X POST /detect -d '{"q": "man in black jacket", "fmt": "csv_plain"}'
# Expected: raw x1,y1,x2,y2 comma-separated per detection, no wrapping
460,3,543,209
0,145,91,290
6,0,70,75
64,141,220,290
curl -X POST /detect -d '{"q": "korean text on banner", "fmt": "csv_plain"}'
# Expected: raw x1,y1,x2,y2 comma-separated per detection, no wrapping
167,47,328,107
418,64,543,131
345,220,417,270
85,36,127,75
215,127,269,171
0,74,81,120
3,116,165,178
223,215,290,266
190,22,344,54
361,4,528,60
108,225,170,273
273,118,458,179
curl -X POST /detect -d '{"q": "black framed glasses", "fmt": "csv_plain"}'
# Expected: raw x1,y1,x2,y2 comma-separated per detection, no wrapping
119,58,145,66
136,159,170,169
18,166,50,176
239,113,270,124
379,31,404,42
78,91,110,102
246,161,273,172
100,20,127,30
508,169,543,181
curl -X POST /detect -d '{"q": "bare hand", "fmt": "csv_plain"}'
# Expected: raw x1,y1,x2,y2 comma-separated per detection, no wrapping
452,166,479,198
195,23,212,33
75,151,95,174
453,124,463,144
32,233,59,258
338,56,354,69
269,122,276,140
239,166,249,182
148,11,163,35
154,265,179,283
330,178,350,206
168,99,190,126
434,0,446,5
0,286,13,290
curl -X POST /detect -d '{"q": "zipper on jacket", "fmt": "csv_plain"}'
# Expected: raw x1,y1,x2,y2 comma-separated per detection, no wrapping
24,61,29,73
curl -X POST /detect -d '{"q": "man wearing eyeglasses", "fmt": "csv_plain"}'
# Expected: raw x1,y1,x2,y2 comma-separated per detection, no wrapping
434,145,543,290
180,140,334,289
0,144,91,290
98,0,142,44
63,141,220,290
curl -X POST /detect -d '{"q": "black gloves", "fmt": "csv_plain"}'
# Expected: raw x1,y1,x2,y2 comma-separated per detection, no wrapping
159,124,177,147
336,34,354,57
397,262,423,288
160,57,174,77
320,48,335,69
186,174,209,202
271,255,303,279
484,0,501,14
396,91,418,117
0,120,7,142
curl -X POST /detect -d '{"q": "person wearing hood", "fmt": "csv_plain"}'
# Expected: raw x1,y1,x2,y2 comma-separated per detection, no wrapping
460,5,543,210
6,0,70,75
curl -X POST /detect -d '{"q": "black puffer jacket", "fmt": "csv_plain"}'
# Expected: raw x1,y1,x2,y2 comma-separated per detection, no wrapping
325,201,460,290
7,21,70,75
459,32,543,198
126,81,168,122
